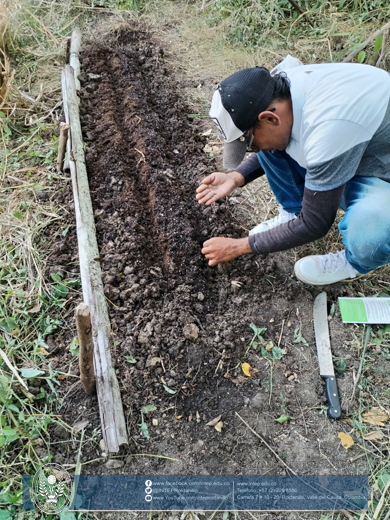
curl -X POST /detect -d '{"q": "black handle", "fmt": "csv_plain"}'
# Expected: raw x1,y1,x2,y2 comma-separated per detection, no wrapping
322,375,342,419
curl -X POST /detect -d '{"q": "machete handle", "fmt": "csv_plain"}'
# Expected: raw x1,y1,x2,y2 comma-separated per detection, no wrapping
322,375,342,419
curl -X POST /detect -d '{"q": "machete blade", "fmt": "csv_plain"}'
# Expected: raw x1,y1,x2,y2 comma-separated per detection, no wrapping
313,292,335,377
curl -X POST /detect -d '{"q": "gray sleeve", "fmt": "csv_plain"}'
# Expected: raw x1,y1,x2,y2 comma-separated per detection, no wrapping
235,153,265,185
248,185,345,254
305,141,369,191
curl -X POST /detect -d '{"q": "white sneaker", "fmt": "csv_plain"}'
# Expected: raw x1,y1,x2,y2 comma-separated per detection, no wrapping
294,250,360,285
249,207,297,235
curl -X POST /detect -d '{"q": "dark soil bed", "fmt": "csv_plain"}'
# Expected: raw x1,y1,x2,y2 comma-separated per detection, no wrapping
46,22,373,518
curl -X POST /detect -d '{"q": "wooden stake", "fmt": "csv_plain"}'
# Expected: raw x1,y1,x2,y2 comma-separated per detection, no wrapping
75,303,95,395
56,122,69,173
61,30,128,453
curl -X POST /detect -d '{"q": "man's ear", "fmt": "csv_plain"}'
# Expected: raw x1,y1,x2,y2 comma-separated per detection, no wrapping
258,110,280,125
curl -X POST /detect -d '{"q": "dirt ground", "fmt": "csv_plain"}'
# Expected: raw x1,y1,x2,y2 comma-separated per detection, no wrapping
44,23,376,518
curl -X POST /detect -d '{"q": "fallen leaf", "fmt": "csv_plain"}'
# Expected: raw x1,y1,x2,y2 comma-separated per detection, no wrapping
231,375,247,385
206,414,222,427
215,421,223,432
57,374,67,381
202,129,212,136
242,363,252,377
163,384,176,394
275,414,294,424
363,431,385,441
39,346,49,356
52,468,68,480
338,432,354,449
362,407,388,426
73,420,89,433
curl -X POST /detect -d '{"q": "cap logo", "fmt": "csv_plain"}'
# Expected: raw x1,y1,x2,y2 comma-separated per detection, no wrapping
210,117,227,140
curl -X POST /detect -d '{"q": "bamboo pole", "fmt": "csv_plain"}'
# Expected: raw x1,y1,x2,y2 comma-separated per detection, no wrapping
61,31,128,453
56,122,69,173
75,303,96,395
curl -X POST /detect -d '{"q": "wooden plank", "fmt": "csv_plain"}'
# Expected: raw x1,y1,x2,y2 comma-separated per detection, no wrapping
69,28,82,91
61,58,128,452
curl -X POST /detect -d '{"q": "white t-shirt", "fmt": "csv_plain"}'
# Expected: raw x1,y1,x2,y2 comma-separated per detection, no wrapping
285,63,390,190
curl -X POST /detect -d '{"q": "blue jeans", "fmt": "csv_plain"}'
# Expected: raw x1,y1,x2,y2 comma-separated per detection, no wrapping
257,150,390,274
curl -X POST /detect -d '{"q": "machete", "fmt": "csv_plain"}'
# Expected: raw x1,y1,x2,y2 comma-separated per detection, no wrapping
313,292,341,419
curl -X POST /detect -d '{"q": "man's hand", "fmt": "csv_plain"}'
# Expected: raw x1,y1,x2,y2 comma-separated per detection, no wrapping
201,237,252,266
196,171,244,205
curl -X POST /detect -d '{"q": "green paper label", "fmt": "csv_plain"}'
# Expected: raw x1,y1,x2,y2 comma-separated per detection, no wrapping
339,298,390,324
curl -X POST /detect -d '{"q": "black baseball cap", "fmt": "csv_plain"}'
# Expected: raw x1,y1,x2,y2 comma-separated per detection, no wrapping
209,67,276,169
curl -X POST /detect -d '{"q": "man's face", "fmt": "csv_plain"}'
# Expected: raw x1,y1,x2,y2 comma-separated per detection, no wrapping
248,104,293,153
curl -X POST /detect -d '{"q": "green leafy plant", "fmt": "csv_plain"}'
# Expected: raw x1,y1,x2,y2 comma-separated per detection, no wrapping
245,322,267,356
138,404,157,440
275,392,294,424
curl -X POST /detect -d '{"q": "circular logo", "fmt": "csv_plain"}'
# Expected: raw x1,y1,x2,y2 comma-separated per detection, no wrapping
145,495,152,502
31,463,73,514
145,487,152,494
145,480,152,487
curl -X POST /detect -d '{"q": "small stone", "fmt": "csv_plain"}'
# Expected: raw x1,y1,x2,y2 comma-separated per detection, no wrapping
152,419,158,426
183,323,199,340
137,332,149,345
124,266,134,275
99,439,105,451
146,357,161,368
105,459,124,469
250,392,268,409
197,292,205,301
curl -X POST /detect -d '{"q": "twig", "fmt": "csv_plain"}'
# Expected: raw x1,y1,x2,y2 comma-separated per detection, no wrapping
295,394,308,434
135,147,145,164
277,319,285,348
351,325,371,401
375,29,388,68
383,510,390,520
341,511,355,520
343,21,390,63
286,0,313,26
236,412,297,475
317,438,338,471
0,348,29,390
350,452,365,463
373,478,390,519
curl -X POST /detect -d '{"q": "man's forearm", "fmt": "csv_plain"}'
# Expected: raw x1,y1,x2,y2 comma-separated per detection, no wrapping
235,153,265,185
228,171,245,188
234,237,252,255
